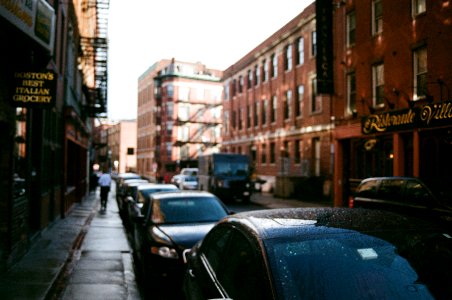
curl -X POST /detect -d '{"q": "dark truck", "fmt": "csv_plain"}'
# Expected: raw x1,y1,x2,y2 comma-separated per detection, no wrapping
198,153,252,202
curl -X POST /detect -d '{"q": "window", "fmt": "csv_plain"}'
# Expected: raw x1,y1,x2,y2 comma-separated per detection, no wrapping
296,85,304,117
262,99,267,125
224,111,230,134
295,140,302,164
347,11,356,47
263,59,268,82
167,121,173,135
311,31,317,56
247,104,252,129
297,37,304,65
254,101,259,127
166,102,173,117
311,78,321,113
271,95,277,123
223,83,230,100
372,0,383,35
166,142,172,158
178,104,189,121
254,65,260,86
284,90,292,120
270,142,276,164
412,0,426,16
238,108,243,130
413,47,427,100
285,44,293,71
271,53,278,78
347,72,357,114
239,75,244,93
247,69,253,89
178,125,189,141
372,63,385,106
261,143,267,164
167,84,174,98
313,138,321,176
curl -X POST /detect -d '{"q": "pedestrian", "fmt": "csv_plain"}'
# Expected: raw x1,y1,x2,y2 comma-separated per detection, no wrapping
98,168,112,210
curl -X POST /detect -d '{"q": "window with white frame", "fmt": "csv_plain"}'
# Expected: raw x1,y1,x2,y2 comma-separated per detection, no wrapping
166,102,173,117
167,84,174,98
263,59,269,82
372,0,383,35
284,90,292,120
178,104,189,121
178,125,189,141
412,0,426,16
223,84,230,100
179,86,190,101
414,47,427,100
347,11,356,47
311,77,321,113
261,143,267,164
297,85,304,117
272,53,278,78
311,31,317,56
347,72,357,114
262,99,267,125
247,69,253,89
271,95,277,123
254,101,259,127
223,111,230,135
297,37,304,65
285,44,293,71
372,63,385,106
167,121,173,136
239,75,244,93
254,64,260,86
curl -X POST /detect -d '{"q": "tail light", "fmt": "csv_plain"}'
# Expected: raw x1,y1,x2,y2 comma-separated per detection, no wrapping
348,196,354,208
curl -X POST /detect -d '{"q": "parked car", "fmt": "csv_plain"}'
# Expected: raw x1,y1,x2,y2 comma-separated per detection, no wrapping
115,172,143,193
116,178,149,213
350,176,452,225
179,175,198,190
171,168,198,186
125,183,179,230
183,207,452,300
132,190,231,293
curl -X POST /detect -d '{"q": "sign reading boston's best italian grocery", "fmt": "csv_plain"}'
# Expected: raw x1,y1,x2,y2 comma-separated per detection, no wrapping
362,100,452,134
11,71,56,107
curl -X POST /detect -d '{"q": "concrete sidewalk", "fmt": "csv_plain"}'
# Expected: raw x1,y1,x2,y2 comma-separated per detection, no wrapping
0,184,141,300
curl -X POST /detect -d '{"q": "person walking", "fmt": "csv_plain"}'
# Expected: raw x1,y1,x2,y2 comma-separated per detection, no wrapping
98,168,112,210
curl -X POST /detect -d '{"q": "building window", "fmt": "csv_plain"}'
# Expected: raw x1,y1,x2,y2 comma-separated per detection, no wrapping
254,101,259,127
271,53,278,78
231,110,236,129
254,65,260,86
313,138,321,176
372,63,385,106
247,104,252,128
270,142,276,164
295,140,302,164
262,99,267,125
238,108,243,130
178,104,189,121
247,69,253,89
261,143,267,164
284,90,292,120
166,142,172,159
167,121,173,135
167,84,174,98
224,111,230,134
285,44,293,71
223,83,230,101
167,102,173,117
311,78,321,113
414,47,427,100
271,95,277,123
372,0,383,35
178,125,189,141
412,0,426,16
239,75,244,93
347,11,356,47
347,72,357,114
263,59,268,82
296,85,304,117
311,31,317,56
297,37,304,65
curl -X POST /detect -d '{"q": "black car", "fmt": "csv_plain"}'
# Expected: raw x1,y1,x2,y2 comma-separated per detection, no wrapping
183,207,452,300
350,177,452,225
132,190,231,294
116,178,149,213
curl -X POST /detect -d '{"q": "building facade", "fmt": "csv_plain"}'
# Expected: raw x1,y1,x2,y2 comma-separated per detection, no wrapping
0,0,109,270
221,3,334,198
137,59,223,182
107,120,137,174
332,0,452,206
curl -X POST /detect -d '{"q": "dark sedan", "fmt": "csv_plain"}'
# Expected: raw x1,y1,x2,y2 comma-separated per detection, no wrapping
183,207,452,300
132,190,231,293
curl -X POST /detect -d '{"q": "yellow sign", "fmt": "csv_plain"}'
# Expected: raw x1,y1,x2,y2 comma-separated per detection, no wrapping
12,71,56,107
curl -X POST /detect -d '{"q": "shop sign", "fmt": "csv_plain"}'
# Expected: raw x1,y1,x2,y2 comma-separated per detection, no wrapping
315,0,334,94
0,0,55,54
11,70,56,107
362,100,452,134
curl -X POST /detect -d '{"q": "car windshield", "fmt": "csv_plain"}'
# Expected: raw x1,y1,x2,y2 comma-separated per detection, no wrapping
184,176,197,182
214,162,249,176
265,227,451,299
150,197,227,224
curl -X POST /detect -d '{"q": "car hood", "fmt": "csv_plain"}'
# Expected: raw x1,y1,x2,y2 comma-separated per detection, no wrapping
157,223,216,249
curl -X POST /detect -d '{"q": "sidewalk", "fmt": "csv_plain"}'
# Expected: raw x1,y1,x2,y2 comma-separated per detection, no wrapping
0,184,141,300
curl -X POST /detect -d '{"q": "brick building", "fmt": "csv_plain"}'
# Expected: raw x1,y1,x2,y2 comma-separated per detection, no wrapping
332,0,452,206
137,60,223,182
221,2,333,198
107,120,137,174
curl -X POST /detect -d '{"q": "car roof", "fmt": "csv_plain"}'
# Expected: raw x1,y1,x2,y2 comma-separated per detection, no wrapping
360,176,421,182
137,183,178,190
149,190,216,200
220,207,447,240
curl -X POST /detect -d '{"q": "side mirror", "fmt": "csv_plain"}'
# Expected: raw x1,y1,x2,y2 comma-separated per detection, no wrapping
126,196,134,203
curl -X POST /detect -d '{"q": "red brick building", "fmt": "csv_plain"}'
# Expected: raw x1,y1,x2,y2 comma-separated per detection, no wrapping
221,3,333,199
332,0,452,206
137,60,223,182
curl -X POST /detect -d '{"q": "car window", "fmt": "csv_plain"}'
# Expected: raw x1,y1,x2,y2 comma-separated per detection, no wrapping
140,187,177,200
377,179,404,201
201,226,233,273
219,231,268,300
150,197,227,224
404,180,434,206
356,180,379,198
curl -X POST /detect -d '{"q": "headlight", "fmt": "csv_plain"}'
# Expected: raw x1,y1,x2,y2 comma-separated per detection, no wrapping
151,246,179,259
217,180,224,188
245,183,250,188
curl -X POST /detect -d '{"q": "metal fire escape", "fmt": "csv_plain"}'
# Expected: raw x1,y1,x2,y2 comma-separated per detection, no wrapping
80,0,109,118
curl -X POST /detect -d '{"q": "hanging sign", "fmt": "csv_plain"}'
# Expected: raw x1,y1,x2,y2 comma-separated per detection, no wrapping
11,70,57,107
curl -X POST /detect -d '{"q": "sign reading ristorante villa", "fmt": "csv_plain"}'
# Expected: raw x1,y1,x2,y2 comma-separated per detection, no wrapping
362,100,452,134
11,71,56,107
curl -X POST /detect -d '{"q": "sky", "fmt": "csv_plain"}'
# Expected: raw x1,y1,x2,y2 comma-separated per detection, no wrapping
107,0,313,121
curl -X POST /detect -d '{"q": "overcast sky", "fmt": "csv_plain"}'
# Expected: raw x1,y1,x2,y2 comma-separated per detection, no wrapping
107,0,313,121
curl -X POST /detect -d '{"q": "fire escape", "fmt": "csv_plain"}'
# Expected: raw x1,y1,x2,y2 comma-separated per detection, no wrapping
80,0,109,118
